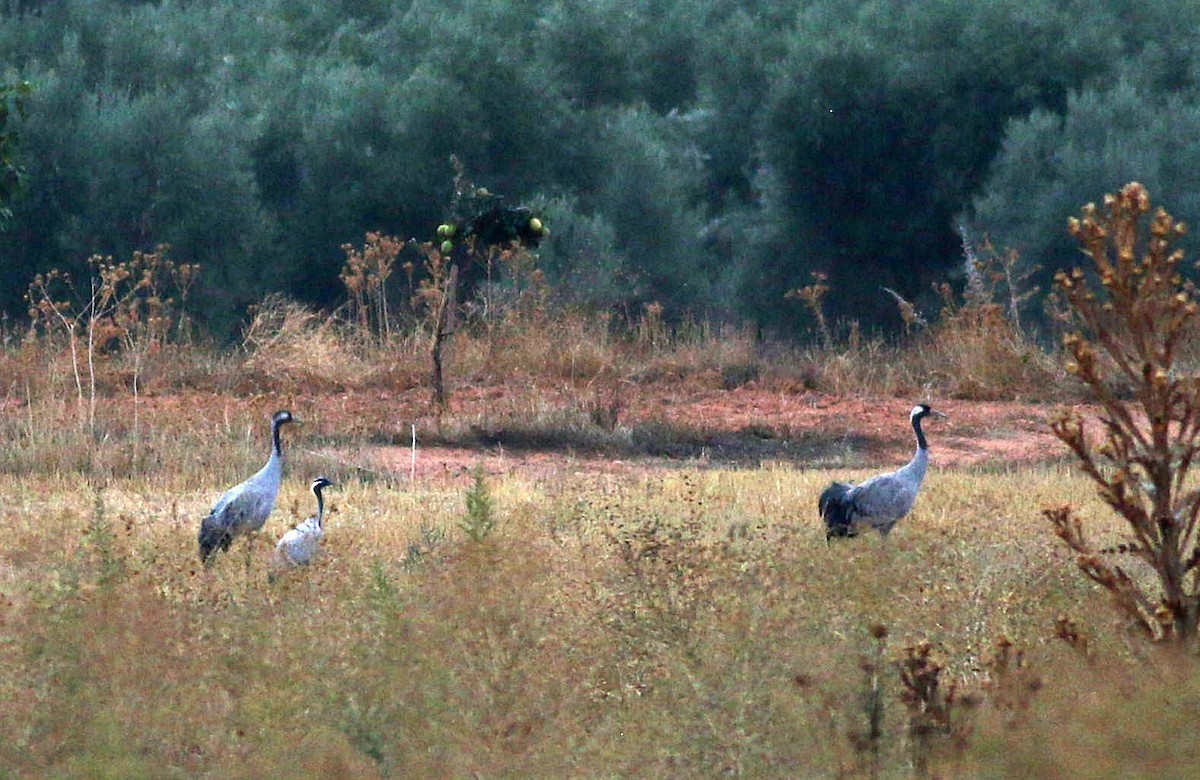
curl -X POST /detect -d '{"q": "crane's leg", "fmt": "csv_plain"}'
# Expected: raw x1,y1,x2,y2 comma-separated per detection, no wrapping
242,532,257,572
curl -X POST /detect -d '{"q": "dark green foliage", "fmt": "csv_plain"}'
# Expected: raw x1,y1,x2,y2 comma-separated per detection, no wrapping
748,0,1116,329
1,0,1199,337
970,72,1200,300
0,77,30,229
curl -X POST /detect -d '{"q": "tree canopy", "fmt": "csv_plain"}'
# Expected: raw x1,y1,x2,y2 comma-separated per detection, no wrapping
2,0,1198,337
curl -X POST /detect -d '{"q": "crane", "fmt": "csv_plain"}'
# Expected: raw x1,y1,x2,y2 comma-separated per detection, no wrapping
198,410,299,563
274,476,335,566
819,404,946,540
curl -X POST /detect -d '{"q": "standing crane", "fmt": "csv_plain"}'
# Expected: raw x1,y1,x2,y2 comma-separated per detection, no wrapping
198,410,299,563
274,476,335,567
819,404,946,540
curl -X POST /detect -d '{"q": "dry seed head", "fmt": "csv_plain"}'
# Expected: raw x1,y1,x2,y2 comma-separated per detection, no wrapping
1133,183,1151,212
1155,603,1175,624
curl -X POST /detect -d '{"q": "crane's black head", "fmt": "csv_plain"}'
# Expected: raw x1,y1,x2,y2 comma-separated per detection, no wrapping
269,410,300,456
310,476,335,495
910,404,947,421
910,404,946,450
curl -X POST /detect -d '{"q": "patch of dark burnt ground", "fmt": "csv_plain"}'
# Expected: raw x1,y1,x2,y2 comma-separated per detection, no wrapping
412,418,879,468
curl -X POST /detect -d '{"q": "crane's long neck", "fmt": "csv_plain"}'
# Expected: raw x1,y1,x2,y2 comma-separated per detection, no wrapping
313,486,326,529
255,421,285,485
912,414,928,451
905,414,930,483
271,420,285,459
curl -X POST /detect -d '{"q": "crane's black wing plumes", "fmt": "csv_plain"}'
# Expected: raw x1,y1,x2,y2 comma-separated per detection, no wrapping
819,481,859,540
198,514,235,562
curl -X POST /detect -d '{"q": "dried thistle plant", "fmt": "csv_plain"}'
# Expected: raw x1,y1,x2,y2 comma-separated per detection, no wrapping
1044,181,1200,646
978,636,1041,721
25,248,197,431
880,286,927,334
340,231,402,343
785,271,833,349
958,223,1040,337
897,640,974,777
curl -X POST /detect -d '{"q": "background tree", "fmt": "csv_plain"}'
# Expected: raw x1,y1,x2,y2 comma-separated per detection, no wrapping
969,69,1200,311
0,77,30,230
3,0,1200,338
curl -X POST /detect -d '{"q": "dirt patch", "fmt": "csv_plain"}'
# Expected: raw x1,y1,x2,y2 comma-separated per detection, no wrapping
36,385,1080,484
332,389,1078,484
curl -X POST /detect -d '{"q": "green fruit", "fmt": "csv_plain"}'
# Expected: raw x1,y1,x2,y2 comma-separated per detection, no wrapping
440,240,454,254
437,223,456,239
529,217,543,233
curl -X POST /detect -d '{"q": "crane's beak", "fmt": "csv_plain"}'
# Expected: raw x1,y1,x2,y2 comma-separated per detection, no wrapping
930,410,948,419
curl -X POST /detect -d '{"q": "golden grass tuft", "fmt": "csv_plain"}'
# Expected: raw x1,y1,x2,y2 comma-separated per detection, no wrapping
916,300,1067,401
240,295,423,392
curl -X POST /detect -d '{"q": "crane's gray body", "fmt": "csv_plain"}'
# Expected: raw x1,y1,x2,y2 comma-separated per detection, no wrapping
819,405,942,539
829,448,928,536
198,411,296,562
275,514,322,565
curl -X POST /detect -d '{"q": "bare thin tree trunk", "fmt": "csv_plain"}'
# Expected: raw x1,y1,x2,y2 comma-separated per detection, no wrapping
431,263,459,417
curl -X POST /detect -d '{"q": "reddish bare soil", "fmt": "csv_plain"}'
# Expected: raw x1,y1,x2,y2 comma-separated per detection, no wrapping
377,395,1071,484
112,385,1078,484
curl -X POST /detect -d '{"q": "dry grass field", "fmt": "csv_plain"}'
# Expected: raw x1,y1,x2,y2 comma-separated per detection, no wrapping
6,216,1200,778
2,368,1198,779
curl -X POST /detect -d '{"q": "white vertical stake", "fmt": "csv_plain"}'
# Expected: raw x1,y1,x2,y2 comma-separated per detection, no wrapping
410,423,417,481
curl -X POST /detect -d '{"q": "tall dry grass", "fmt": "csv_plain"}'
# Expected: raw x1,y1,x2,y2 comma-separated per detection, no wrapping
0,461,1186,778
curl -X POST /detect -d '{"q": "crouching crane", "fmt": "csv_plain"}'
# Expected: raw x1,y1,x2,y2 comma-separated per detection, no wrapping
274,476,335,566
819,404,946,540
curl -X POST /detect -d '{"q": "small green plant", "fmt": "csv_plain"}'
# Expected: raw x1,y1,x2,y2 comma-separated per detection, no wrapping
83,488,123,586
400,525,446,570
1045,182,1200,646
461,463,495,542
